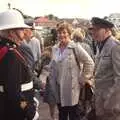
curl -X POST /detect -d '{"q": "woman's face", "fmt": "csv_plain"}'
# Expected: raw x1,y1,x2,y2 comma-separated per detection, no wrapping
57,29,70,44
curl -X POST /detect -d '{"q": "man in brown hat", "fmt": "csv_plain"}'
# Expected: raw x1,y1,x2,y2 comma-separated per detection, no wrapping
90,17,120,120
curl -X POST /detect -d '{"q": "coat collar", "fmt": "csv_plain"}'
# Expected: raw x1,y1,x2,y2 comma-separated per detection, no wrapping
97,36,120,56
54,40,76,50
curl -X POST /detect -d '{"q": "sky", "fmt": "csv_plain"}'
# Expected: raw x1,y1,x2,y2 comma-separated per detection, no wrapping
0,0,120,19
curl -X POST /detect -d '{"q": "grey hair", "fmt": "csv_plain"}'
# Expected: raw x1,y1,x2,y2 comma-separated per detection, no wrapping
0,30,10,39
0,29,20,45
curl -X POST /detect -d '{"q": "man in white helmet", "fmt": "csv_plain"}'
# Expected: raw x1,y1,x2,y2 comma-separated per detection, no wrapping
0,10,39,120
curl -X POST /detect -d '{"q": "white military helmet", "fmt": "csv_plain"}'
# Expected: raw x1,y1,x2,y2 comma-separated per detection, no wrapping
0,9,31,30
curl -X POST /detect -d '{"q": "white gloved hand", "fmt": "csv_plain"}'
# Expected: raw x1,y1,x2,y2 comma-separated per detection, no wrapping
32,111,39,120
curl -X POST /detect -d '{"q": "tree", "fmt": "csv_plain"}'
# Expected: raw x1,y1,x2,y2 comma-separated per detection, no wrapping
104,16,108,20
47,14,54,20
46,14,58,20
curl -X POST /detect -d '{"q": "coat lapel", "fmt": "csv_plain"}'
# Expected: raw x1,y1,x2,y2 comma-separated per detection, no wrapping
95,37,120,69
95,37,113,68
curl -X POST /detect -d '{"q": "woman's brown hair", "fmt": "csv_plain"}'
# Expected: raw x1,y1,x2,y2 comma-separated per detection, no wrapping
57,22,72,35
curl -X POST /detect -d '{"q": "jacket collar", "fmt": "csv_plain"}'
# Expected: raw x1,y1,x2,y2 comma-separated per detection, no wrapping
54,40,76,50
97,36,119,56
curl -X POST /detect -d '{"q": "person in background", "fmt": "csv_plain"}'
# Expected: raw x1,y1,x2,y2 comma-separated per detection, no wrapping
91,17,120,120
86,26,97,56
25,22,44,53
23,27,41,78
49,22,94,120
32,26,44,53
0,10,39,120
114,30,120,40
23,28,41,63
51,28,58,45
71,28,94,59
39,46,57,120
23,27,43,107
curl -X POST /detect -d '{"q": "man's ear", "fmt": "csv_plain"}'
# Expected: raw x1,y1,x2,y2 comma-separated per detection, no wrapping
104,28,112,38
105,28,111,32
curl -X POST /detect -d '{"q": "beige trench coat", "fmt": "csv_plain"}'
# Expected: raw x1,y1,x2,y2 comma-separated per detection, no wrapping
95,37,120,120
49,41,94,107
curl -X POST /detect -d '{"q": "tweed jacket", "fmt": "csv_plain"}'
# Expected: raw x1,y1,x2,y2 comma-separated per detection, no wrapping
95,36,120,116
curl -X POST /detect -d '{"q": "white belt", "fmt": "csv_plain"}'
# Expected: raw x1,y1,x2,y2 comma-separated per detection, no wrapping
0,86,4,92
0,81,33,92
21,81,33,91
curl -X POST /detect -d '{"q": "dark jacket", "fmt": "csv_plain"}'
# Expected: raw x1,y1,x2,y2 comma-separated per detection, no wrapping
0,39,36,120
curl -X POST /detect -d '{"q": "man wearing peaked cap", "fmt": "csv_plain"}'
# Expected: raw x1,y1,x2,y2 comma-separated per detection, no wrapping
91,17,120,120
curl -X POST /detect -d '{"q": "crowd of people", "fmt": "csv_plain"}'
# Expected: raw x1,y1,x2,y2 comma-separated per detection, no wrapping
0,9,120,120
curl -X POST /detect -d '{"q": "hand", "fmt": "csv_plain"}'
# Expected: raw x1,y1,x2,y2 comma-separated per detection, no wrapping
85,81,92,88
41,82,46,90
20,101,28,110
79,81,85,88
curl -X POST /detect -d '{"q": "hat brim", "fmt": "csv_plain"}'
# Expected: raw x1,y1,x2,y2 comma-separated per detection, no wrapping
0,24,31,30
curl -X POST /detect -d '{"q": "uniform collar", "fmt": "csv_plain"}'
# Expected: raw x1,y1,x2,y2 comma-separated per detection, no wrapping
0,37,17,48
